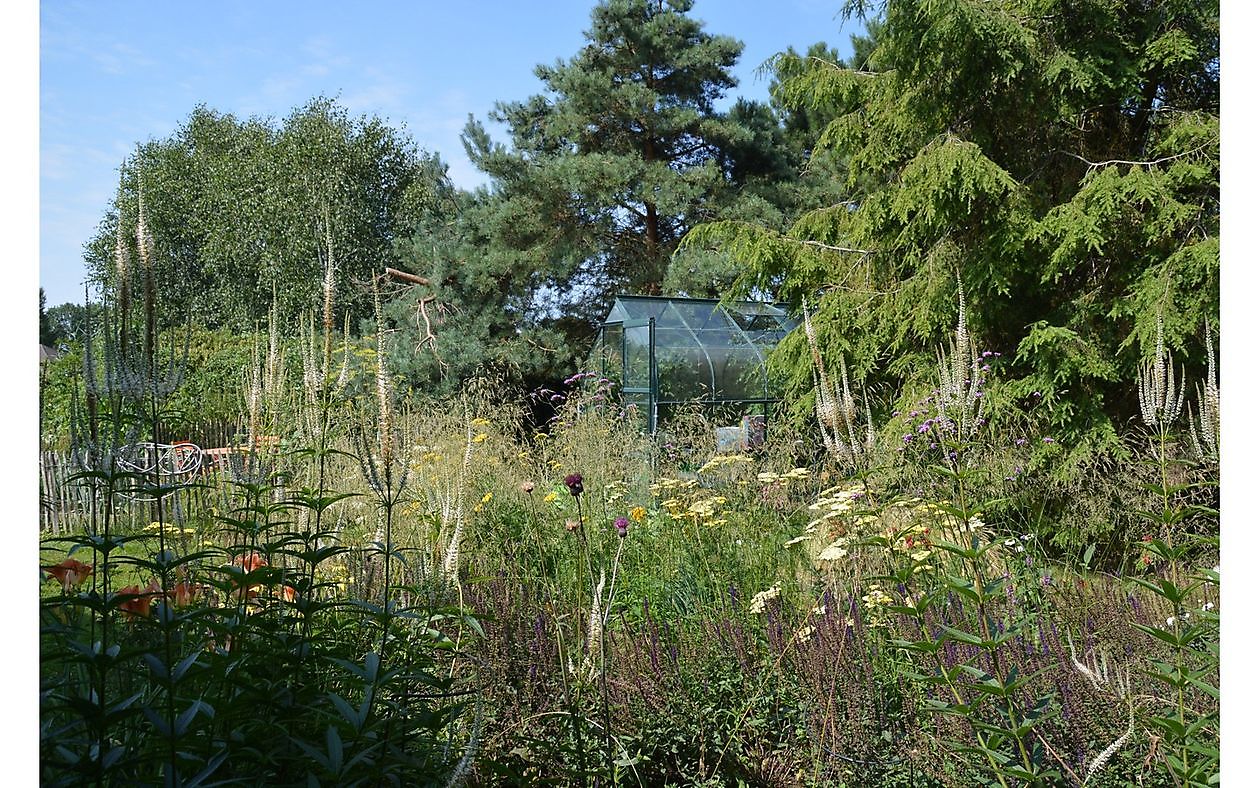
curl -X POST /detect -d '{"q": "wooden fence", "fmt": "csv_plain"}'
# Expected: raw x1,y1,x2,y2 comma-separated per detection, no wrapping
39,421,247,534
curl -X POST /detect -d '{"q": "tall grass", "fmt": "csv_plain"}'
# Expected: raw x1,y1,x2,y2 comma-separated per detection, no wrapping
40,219,1218,785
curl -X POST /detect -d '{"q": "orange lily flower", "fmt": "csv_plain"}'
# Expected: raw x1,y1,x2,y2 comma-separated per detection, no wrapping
167,582,205,607
231,552,267,600
117,582,161,619
43,558,94,591
233,552,268,572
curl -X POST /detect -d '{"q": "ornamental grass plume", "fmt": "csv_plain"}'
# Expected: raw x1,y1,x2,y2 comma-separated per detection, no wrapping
1138,315,1185,428
442,416,477,586
584,568,607,679
1067,632,1137,784
136,187,157,368
373,279,396,471
321,214,337,368
802,303,873,470
1189,321,1219,463
934,283,983,439
114,186,132,360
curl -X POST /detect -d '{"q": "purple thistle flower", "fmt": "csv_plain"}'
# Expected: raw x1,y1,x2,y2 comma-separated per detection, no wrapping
564,473,584,496
902,434,914,443
614,516,629,537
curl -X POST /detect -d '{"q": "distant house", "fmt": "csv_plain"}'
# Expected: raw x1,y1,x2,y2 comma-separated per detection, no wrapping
39,344,61,363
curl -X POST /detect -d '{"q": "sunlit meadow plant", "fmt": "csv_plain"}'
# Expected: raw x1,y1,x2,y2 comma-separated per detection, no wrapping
1125,315,1220,787
41,212,478,785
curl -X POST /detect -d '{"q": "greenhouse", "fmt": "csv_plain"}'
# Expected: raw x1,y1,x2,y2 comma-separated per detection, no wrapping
594,295,799,434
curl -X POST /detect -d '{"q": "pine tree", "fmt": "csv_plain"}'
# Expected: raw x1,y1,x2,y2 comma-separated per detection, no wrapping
461,0,756,324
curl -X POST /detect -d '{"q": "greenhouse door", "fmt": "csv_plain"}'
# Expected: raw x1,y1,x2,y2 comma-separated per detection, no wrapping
610,317,657,432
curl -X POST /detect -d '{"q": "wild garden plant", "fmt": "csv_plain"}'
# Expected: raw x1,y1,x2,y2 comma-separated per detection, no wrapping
40,201,480,786
40,198,1219,786
1124,317,1220,787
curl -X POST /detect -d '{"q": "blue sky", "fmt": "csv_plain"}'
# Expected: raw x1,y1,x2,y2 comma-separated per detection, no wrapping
39,0,863,307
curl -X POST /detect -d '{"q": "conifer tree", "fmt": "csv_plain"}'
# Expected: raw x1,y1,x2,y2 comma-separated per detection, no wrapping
683,0,1219,483
462,0,761,323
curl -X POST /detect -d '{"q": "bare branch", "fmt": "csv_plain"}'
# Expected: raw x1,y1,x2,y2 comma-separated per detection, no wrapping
1061,142,1213,171
383,267,431,286
794,238,877,256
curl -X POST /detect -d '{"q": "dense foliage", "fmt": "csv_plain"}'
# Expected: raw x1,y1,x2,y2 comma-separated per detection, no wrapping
42,2,1220,782
681,0,1219,548
82,98,454,332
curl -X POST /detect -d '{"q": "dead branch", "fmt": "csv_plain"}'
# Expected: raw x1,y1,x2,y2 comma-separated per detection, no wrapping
383,267,431,286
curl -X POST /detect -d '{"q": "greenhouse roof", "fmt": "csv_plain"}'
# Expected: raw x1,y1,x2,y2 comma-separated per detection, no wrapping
599,295,798,409
605,295,796,343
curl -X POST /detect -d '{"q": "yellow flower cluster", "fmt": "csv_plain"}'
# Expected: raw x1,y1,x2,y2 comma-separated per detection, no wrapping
748,582,781,614
649,477,696,495
649,477,726,525
756,467,811,485
472,491,493,513
817,537,851,562
697,454,754,475
316,561,351,593
861,583,893,611
604,480,629,504
806,483,868,530
144,521,197,537
661,491,729,525
411,444,445,466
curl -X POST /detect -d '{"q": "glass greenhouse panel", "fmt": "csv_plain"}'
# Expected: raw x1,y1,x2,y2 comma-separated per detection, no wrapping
595,295,799,432
624,324,651,389
668,300,736,331
599,323,624,382
656,345,712,402
712,347,767,400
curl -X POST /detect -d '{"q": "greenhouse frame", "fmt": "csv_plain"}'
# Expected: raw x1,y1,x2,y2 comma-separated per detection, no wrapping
594,295,799,434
